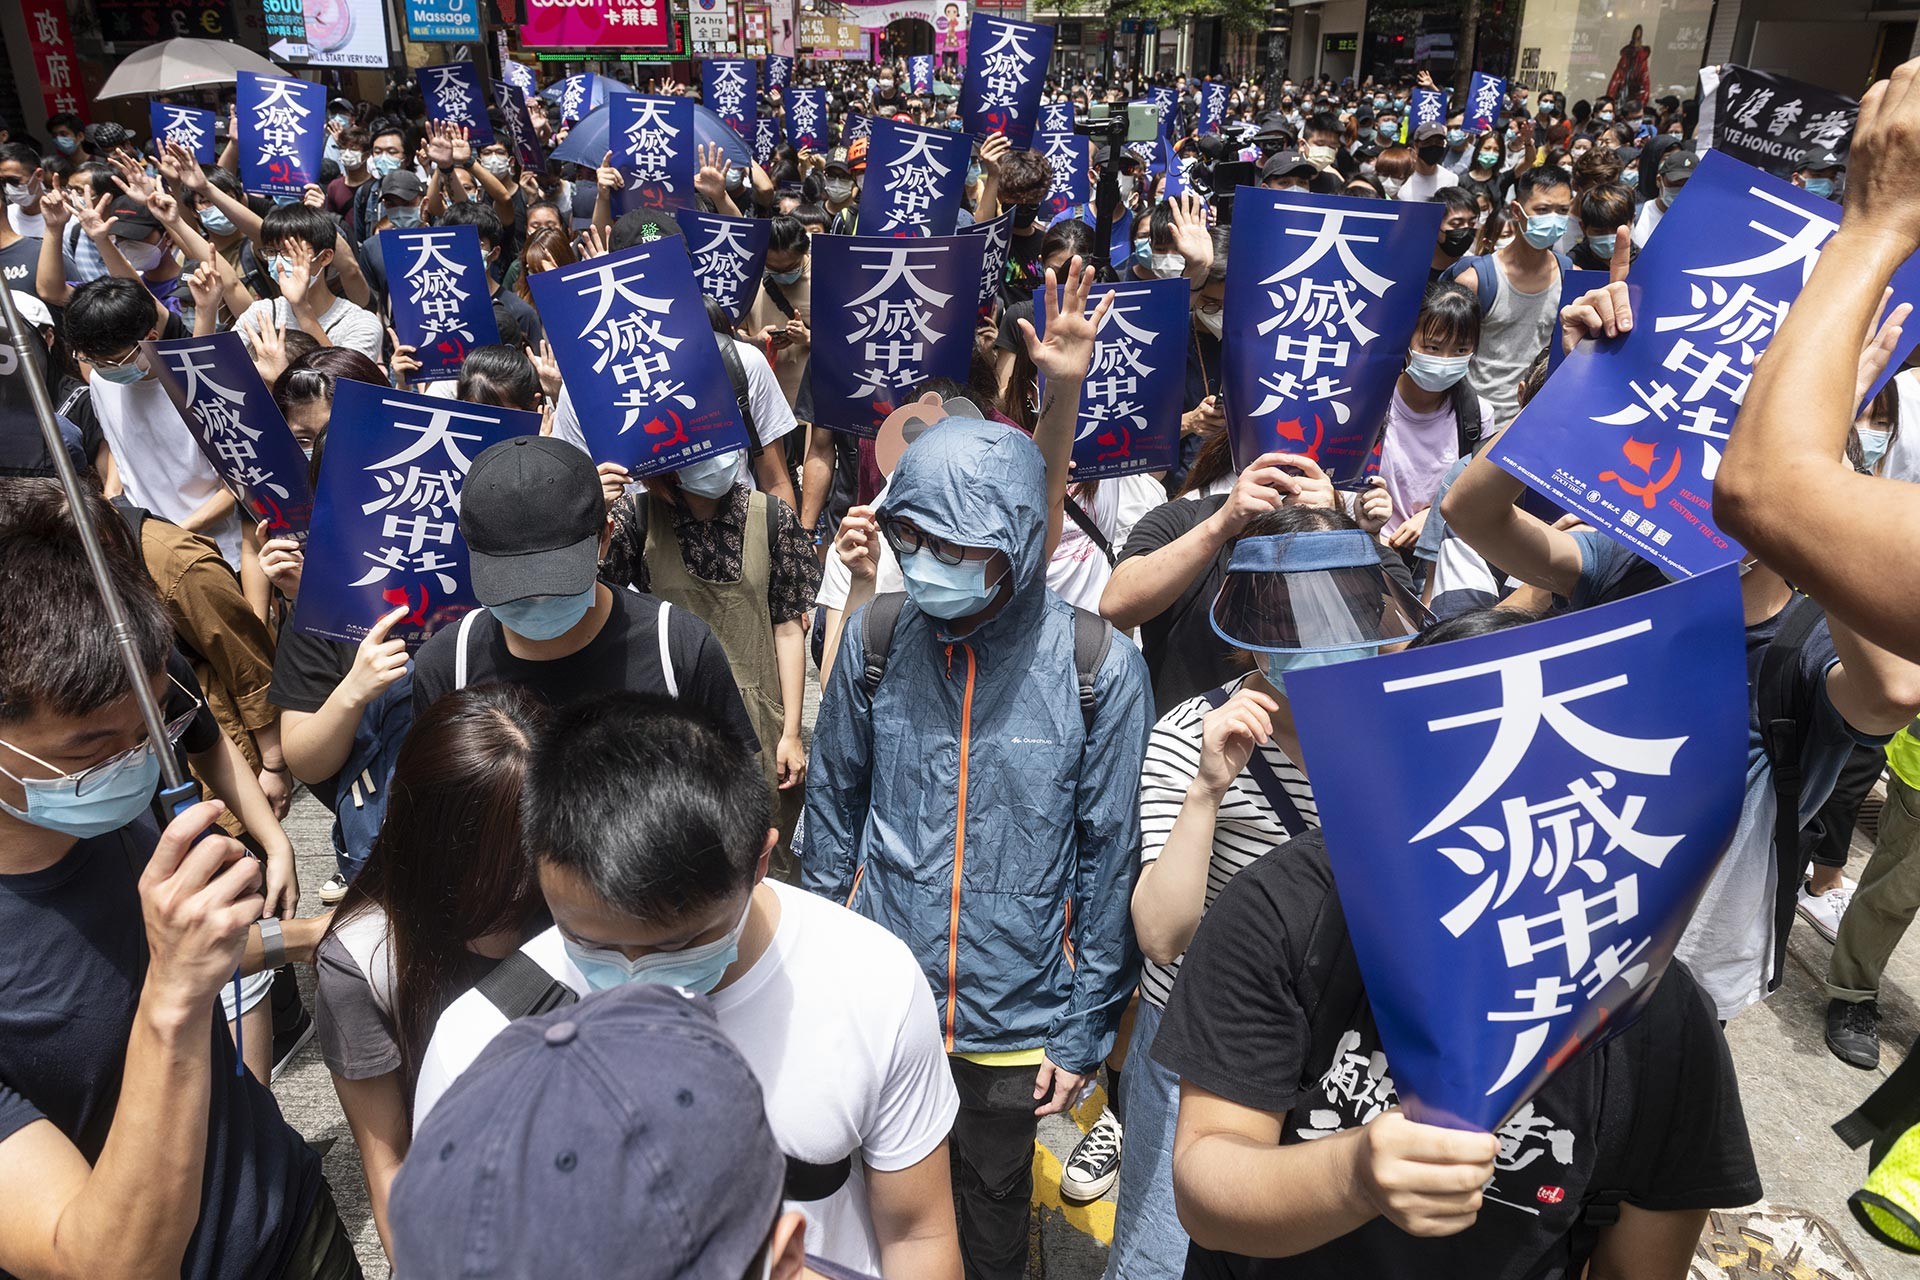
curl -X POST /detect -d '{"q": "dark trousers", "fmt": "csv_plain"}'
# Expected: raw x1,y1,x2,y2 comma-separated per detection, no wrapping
1812,742,1889,869
948,1056,1040,1280
281,1180,364,1280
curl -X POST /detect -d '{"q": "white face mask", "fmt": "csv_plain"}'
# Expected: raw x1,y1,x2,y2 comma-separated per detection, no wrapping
1150,252,1185,278
338,150,365,170
1196,308,1224,338
114,238,167,273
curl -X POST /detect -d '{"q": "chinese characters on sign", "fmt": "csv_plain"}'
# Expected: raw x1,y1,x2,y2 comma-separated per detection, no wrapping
381,225,502,384
1467,72,1507,133
552,73,601,125
406,0,479,42
527,239,751,474
1036,278,1187,480
612,95,696,213
1038,130,1088,224
753,116,780,168
1706,65,1856,177
910,55,935,95
786,87,827,152
764,54,794,91
961,14,1054,148
1223,187,1442,480
958,211,1013,311
496,82,547,171
811,234,986,437
236,71,325,198
1199,82,1230,135
421,62,495,146
147,332,314,537
22,0,85,122
682,210,769,321
150,102,216,164
1040,100,1075,134
703,59,757,139
299,381,537,646
864,118,969,237
1286,568,1749,1131
1409,87,1449,135
1493,150,1920,577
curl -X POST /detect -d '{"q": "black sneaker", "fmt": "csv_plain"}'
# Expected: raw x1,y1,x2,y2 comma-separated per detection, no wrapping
1825,997,1881,1070
271,1005,315,1084
1060,1107,1123,1203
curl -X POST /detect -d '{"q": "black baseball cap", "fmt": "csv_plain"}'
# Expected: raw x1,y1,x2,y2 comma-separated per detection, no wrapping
380,169,425,202
459,436,604,607
1657,148,1698,181
1799,144,1845,172
1413,122,1447,144
105,195,163,239
1259,150,1316,182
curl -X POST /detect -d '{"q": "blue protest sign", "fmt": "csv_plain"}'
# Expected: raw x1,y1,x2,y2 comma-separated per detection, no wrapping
611,95,696,214
1199,82,1229,135
146,331,314,537
150,102,216,164
1038,130,1088,224
1148,85,1177,126
381,225,502,384
703,59,757,139
1036,278,1188,480
1547,268,1608,375
753,116,779,168
405,0,479,42
1287,567,1749,1132
1467,72,1507,133
910,55,935,95
236,71,326,198
863,118,969,237
1409,87,1450,136
961,14,1054,148
844,112,874,144
959,211,1013,312
1223,186,1443,481
786,86,827,152
527,238,751,474
495,82,546,170
1493,150,1920,578
1040,100,1075,134
682,210,769,322
421,62,494,145
764,54,794,92
501,59,537,97
552,73,602,126
810,234,986,437
1161,135,1189,198
300,382,537,647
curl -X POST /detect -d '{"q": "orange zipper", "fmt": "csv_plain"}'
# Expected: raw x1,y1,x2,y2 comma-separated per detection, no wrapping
1062,899,1077,971
844,864,866,909
944,641,975,1052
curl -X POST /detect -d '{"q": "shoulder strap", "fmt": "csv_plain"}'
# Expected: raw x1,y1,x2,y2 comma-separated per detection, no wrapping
1568,1002,1661,1268
1759,594,1825,991
1071,606,1112,733
475,949,579,1021
56,381,90,421
1201,686,1311,834
761,277,798,319
715,337,766,455
656,599,678,697
1442,252,1497,315
1451,382,1483,455
1063,493,1116,565
860,592,908,700
454,606,485,692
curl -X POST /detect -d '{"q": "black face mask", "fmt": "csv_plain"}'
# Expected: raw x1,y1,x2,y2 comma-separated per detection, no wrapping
1013,201,1040,228
1440,226,1475,256
1417,144,1447,165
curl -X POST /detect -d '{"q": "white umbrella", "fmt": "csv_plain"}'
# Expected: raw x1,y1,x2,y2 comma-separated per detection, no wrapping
97,38,287,100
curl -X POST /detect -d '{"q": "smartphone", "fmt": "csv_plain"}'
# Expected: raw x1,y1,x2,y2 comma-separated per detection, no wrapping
1087,102,1112,123
1125,103,1160,145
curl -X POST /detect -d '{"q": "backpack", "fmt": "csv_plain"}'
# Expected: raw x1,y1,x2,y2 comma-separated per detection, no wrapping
1443,250,1576,317
329,673,414,880
857,591,1112,732
1755,594,1827,995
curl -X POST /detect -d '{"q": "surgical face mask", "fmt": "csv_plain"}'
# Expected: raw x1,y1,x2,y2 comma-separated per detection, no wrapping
0,742,161,839
824,177,855,202
198,205,235,236
113,237,166,273
767,263,804,286
724,167,746,193
1380,177,1403,199
480,155,514,178
899,548,1005,619
1376,126,1397,144
490,584,596,641
1116,175,1138,202
1440,226,1475,256
1447,128,1467,147
1585,232,1616,260
966,162,982,187
53,135,78,154
1196,308,1224,338
1262,645,1379,698
2,181,33,209
385,203,422,228
1596,111,1614,123
564,896,752,994
1858,427,1891,467
1656,179,1682,207
674,449,742,498
92,360,147,385
1304,143,1336,171
369,153,402,178
329,113,350,130
1477,150,1501,168
1803,176,1835,200
1405,350,1471,392
878,80,894,93
1150,252,1185,279
338,149,365,171
1520,211,1568,250
1621,167,1638,186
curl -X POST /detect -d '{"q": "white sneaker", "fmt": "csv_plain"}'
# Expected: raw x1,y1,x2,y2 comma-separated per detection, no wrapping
1060,1107,1123,1203
1797,876,1857,944
318,873,349,906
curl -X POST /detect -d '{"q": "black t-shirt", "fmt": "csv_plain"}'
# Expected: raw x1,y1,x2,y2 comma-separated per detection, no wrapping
1117,495,1421,714
0,820,324,1280
1153,831,1761,1280
410,586,759,752
268,596,357,718
1000,221,1046,302
0,235,42,303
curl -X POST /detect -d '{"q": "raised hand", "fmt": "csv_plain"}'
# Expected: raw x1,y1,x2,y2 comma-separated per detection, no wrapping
575,224,611,260
301,183,325,209
167,142,210,194
979,132,1010,176
1018,256,1116,384
425,122,454,170
250,313,291,385
596,149,625,192
530,339,563,399
694,141,728,203
1168,193,1212,274
75,190,118,242
185,260,222,316
835,504,880,583
276,238,314,312
449,125,473,167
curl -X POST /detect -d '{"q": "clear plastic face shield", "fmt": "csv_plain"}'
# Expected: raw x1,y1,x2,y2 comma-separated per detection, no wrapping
1209,530,1433,653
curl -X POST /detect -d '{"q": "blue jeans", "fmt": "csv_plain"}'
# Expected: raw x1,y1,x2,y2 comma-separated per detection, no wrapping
1105,999,1189,1280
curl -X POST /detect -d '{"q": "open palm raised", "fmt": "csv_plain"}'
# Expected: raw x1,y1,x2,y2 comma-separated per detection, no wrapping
1017,255,1114,384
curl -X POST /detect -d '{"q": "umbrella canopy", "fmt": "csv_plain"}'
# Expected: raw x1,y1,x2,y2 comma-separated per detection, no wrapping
98,38,285,100
549,102,751,171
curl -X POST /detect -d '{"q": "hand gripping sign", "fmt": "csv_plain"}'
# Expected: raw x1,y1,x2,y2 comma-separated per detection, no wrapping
527,236,751,474
1492,150,1920,578
298,382,538,647
1286,566,1749,1133
1222,185,1442,482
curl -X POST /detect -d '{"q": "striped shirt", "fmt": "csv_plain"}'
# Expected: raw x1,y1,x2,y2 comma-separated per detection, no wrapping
1138,674,1319,1009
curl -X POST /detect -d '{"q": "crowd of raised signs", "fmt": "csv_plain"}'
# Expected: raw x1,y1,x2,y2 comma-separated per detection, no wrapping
7,29,1920,1280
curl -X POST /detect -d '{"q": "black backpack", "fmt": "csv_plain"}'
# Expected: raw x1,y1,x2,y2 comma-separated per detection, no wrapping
1755,594,1828,995
857,591,1112,731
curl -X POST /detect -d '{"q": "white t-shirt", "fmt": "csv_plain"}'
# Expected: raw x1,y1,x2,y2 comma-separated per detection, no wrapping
235,294,384,365
1397,165,1459,202
552,337,798,489
1631,197,1667,251
1049,474,1164,612
413,881,958,1274
88,374,243,566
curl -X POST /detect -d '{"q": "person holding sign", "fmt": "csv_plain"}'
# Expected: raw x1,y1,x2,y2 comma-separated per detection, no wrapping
233,206,383,365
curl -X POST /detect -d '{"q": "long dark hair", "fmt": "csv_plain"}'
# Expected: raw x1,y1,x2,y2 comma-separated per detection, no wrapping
326,683,547,1088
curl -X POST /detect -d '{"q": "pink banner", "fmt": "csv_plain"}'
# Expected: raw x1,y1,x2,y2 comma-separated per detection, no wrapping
522,0,671,48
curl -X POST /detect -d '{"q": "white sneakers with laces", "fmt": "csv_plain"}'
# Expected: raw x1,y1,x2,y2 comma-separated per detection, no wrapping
1796,875,1857,944
1060,1107,1123,1203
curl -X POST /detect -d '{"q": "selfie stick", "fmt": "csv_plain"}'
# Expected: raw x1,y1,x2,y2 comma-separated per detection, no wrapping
0,286,248,1075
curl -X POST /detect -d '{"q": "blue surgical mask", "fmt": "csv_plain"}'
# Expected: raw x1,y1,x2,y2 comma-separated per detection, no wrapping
1858,427,1891,467
1803,176,1835,200
0,744,161,839
767,264,804,286
966,162,982,186
1446,129,1466,147
1405,350,1471,392
899,549,1005,619
53,135,78,154
385,203,422,228
1585,233,1617,260
329,113,350,130
1521,211,1569,250
489,584,596,641
562,897,751,994
198,206,235,236
369,154,402,179
674,449,742,499
1377,126,1396,143
93,361,147,385
1262,645,1379,698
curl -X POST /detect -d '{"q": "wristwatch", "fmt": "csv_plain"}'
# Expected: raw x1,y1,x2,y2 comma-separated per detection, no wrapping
258,916,286,970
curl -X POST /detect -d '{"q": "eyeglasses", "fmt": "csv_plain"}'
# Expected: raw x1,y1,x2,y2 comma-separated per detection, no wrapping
880,516,966,566
81,344,144,372
0,676,202,797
